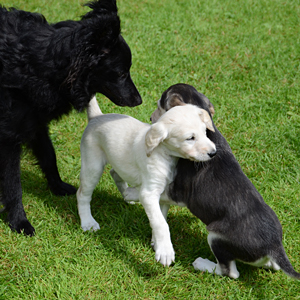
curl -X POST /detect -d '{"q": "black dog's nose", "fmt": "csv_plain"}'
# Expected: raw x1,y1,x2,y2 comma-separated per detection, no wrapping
208,150,217,158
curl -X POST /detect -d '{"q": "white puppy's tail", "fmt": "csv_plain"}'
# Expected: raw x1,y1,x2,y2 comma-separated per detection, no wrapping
87,96,103,121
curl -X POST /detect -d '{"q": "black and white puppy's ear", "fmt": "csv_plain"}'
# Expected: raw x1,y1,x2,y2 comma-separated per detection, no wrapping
166,93,186,110
145,123,168,157
199,109,215,132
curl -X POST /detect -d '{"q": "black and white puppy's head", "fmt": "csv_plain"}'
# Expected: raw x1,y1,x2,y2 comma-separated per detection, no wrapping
63,0,142,110
151,83,214,123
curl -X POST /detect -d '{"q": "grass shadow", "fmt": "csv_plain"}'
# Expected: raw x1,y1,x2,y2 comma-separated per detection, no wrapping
1,168,291,284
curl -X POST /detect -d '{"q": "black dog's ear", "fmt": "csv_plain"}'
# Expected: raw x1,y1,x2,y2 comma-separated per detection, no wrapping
63,1,121,111
64,0,120,87
83,0,118,17
82,0,121,50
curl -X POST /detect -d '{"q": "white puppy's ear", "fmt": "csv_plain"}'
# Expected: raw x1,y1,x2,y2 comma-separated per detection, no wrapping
145,123,168,157
199,109,215,132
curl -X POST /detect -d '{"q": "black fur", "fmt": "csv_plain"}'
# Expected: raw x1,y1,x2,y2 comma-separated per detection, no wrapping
159,83,299,279
0,0,142,235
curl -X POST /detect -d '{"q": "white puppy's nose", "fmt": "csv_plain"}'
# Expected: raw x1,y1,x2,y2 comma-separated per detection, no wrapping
208,149,217,158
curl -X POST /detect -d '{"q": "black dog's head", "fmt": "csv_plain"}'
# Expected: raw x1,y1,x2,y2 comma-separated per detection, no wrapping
150,83,214,123
64,0,142,110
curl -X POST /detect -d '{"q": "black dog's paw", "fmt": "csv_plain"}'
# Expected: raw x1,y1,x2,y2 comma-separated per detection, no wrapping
10,219,35,236
49,181,77,196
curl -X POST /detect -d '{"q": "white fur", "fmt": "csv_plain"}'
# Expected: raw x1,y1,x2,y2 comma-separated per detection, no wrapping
248,257,281,271
77,101,215,266
87,96,102,121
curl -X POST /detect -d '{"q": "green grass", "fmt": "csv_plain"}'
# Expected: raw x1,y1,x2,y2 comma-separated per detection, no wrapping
1,0,300,298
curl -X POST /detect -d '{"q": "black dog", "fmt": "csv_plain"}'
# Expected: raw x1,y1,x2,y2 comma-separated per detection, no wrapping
0,0,142,236
150,84,300,279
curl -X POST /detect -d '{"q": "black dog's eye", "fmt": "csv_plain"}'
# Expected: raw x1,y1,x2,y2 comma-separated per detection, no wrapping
187,136,195,141
118,72,127,79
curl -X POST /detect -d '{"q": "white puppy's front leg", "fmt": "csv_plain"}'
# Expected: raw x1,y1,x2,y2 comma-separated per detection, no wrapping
110,169,128,196
151,203,170,248
140,189,175,266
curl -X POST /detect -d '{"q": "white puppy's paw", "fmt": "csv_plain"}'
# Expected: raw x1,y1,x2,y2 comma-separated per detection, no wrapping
124,187,139,203
193,257,219,273
192,257,239,278
81,217,100,232
153,241,175,267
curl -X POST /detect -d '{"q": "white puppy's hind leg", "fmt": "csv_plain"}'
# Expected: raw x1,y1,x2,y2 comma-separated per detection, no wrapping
110,169,128,196
160,203,170,221
110,169,139,205
77,186,100,231
77,145,106,231
123,187,140,204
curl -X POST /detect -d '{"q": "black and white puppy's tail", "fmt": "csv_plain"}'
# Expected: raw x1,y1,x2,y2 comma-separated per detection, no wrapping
87,96,103,121
271,245,300,279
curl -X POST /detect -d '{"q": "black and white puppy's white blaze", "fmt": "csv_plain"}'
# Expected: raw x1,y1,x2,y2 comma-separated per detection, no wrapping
151,83,300,279
0,0,142,236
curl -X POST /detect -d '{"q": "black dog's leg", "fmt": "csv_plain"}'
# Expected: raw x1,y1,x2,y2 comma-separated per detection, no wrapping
29,126,77,195
0,144,35,236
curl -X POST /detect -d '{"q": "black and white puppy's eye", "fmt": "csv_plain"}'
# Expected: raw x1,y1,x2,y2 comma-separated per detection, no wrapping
186,135,195,141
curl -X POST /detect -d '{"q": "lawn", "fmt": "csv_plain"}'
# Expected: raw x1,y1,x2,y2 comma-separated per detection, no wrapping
0,0,299,299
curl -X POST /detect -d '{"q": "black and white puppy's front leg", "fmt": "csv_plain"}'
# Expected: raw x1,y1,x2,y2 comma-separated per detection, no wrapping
29,125,77,196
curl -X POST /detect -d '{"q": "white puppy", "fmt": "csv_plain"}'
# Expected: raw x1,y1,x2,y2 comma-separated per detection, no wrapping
77,97,216,266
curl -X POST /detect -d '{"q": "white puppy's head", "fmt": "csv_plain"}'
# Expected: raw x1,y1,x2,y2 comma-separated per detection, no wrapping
145,104,216,161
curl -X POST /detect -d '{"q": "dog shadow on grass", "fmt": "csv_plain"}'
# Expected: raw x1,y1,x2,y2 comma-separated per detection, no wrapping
0,169,276,283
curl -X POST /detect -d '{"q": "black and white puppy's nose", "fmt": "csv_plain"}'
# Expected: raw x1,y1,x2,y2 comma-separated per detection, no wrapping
208,150,217,158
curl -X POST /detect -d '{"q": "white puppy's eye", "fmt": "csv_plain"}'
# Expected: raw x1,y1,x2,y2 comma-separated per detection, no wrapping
186,135,195,141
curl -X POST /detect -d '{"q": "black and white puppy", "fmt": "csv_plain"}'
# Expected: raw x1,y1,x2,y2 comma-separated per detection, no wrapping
0,0,142,235
77,100,216,266
149,83,300,279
